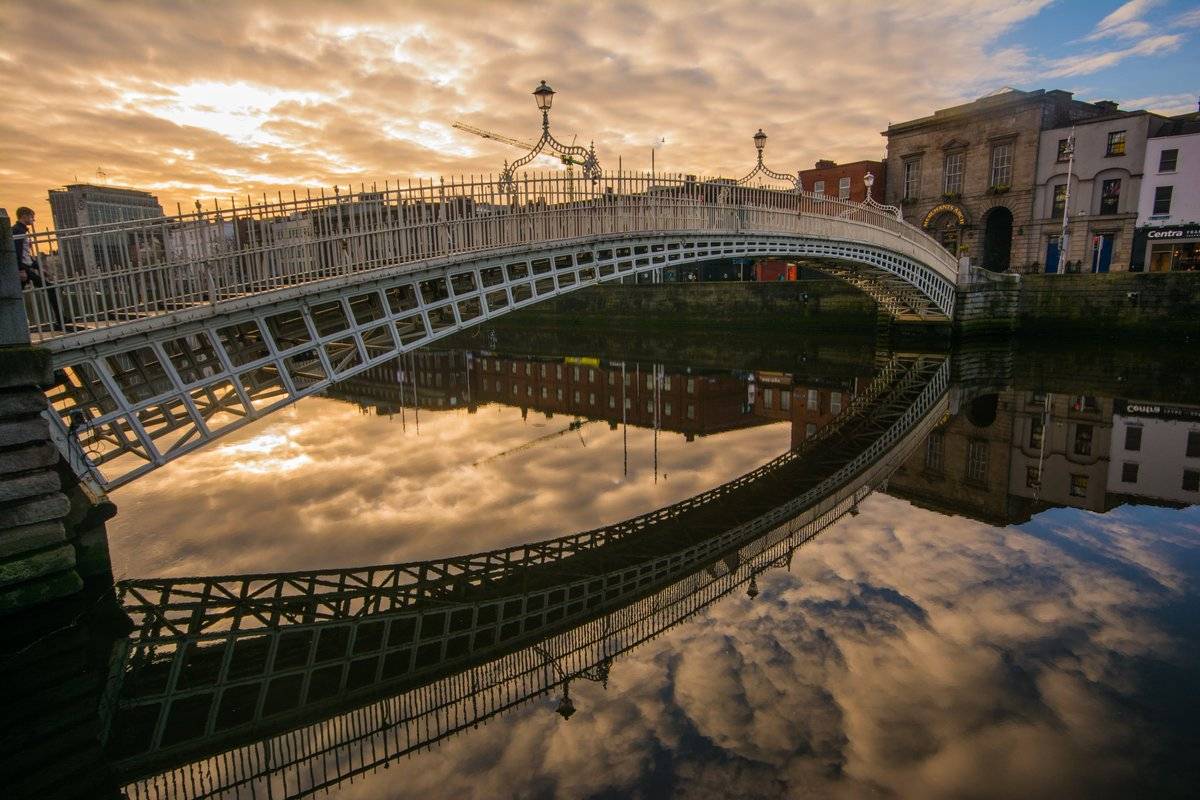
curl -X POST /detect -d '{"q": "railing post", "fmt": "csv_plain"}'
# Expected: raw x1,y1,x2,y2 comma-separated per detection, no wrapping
0,209,31,345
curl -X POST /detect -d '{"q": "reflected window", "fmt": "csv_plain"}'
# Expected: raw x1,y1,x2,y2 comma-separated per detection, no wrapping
806,422,817,438
807,389,820,411
664,402,672,416
966,439,988,484
686,378,695,394
1030,417,1044,449
764,388,774,409
589,392,595,405
1070,474,1088,497
609,396,615,408
574,391,581,402
663,376,671,391
1074,424,1094,456
1026,466,1040,488
1121,462,1139,483
1187,431,1200,458
1182,469,1199,492
556,365,562,379
781,391,791,411
831,392,843,415
1125,426,1143,451
589,369,595,383
925,430,945,472
687,404,695,419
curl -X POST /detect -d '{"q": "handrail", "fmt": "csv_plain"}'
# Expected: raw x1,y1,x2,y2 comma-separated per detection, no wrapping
21,171,958,340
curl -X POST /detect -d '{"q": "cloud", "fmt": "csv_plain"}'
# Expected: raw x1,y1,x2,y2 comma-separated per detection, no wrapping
2,0,1061,228
1043,34,1184,78
1082,0,1161,42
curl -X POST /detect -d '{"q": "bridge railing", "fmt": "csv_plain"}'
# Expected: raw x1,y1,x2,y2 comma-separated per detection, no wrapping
22,171,957,341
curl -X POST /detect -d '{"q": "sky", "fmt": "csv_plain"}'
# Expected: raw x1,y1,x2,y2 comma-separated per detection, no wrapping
1,0,1198,229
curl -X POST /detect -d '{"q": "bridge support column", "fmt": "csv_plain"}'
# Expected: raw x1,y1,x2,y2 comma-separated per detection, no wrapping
0,347,85,613
953,272,1020,337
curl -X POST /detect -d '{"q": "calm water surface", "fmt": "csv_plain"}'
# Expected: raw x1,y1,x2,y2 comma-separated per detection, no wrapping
18,328,1200,799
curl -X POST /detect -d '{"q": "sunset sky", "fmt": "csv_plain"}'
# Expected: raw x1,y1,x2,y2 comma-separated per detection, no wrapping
2,0,1198,229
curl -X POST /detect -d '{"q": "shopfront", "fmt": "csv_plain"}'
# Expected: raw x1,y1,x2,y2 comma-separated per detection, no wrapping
1141,225,1200,272
922,203,969,256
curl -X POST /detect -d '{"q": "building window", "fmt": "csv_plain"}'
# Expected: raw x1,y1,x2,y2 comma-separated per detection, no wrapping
925,430,944,472
1105,131,1126,157
806,423,817,439
1121,462,1139,483
1100,179,1121,215
1125,426,1142,451
813,180,825,195
1029,417,1044,449
763,388,774,409
838,177,851,199
1070,474,1088,497
807,389,820,411
1051,185,1067,219
989,142,1013,188
1159,149,1178,172
1056,138,1071,162
1074,424,1094,457
903,159,920,200
663,377,671,391
1026,466,1041,488
830,392,843,415
1153,186,1173,215
943,152,964,194
781,391,791,411
686,404,695,419
1183,469,1200,492
966,439,988,484
1187,431,1200,458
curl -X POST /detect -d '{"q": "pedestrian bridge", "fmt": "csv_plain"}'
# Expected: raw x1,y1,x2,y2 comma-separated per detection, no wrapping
22,173,960,491
86,353,946,800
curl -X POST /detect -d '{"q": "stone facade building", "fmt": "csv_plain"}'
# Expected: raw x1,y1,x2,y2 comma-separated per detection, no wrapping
883,89,1110,272
798,159,885,203
1030,109,1169,273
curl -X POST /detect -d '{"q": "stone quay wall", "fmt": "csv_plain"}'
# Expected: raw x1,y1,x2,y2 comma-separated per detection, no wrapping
1015,272,1200,337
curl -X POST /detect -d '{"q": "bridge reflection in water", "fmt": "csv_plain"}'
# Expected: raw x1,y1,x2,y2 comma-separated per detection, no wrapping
92,351,947,799
1,348,950,799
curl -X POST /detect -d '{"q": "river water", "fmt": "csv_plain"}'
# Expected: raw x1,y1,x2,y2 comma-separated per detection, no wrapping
15,326,1200,799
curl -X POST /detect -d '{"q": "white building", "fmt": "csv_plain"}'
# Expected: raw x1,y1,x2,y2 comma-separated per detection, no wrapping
1135,105,1200,271
1108,400,1200,504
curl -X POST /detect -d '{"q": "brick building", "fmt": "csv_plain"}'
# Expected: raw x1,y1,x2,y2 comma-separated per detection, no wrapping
798,159,885,203
883,88,1110,272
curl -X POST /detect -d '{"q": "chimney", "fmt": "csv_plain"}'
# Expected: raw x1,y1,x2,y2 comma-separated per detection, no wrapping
815,159,836,169
1094,100,1119,113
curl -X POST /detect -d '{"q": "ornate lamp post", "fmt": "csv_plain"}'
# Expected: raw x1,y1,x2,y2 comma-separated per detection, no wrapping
853,170,903,220
500,80,601,188
736,128,802,190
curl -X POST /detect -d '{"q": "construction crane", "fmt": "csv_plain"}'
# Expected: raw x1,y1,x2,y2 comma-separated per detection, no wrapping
452,121,589,173
471,419,597,467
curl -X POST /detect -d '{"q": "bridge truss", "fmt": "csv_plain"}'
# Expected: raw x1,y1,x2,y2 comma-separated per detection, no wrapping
41,213,955,492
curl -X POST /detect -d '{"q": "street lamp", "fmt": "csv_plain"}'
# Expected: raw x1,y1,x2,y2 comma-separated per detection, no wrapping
499,80,601,188
746,574,760,599
736,128,800,189
855,170,903,220
863,171,875,197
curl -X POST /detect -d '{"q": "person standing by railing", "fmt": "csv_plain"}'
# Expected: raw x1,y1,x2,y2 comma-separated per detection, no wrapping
11,206,64,330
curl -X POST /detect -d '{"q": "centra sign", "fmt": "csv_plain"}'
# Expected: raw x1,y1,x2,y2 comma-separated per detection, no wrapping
922,203,968,228
1146,225,1200,240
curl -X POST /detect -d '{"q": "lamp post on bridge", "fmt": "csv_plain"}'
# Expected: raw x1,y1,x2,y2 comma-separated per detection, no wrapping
735,128,802,190
499,80,602,190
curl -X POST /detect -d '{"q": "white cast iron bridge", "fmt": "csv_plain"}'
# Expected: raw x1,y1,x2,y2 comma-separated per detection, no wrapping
19,172,961,490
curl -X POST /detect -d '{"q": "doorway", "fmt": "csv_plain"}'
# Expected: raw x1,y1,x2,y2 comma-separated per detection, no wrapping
982,206,1013,272
1090,233,1114,273
1045,236,1060,273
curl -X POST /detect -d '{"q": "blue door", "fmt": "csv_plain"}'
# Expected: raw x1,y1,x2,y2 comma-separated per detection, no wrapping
1045,239,1060,273
1092,234,1114,273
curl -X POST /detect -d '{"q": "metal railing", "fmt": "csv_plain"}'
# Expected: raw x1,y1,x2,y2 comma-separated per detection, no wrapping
21,171,959,341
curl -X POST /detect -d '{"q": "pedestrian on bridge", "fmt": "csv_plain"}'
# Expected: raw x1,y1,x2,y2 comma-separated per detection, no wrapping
11,207,64,330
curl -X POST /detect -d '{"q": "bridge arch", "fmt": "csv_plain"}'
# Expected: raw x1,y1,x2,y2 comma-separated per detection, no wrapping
26,175,960,489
